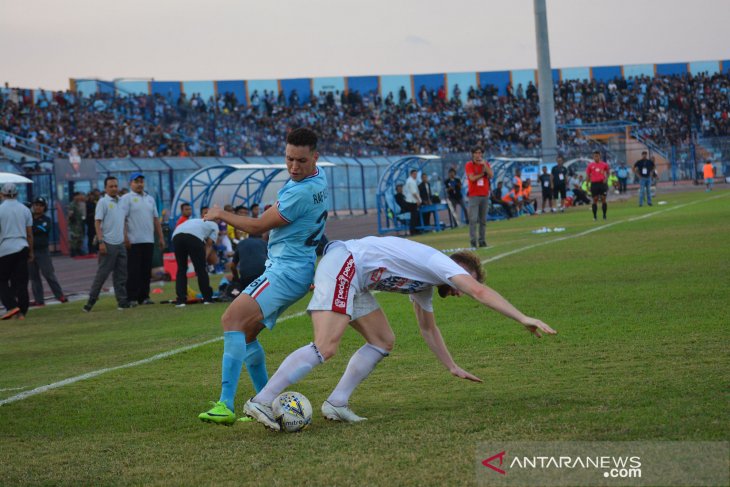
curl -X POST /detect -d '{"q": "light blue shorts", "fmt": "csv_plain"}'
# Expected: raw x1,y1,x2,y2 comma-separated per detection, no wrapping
244,261,314,329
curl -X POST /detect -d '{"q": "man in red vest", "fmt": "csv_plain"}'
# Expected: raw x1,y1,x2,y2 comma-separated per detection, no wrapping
465,148,493,247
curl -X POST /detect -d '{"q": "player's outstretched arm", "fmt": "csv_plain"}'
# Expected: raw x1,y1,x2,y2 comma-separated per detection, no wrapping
450,274,557,338
204,204,287,234
412,301,482,383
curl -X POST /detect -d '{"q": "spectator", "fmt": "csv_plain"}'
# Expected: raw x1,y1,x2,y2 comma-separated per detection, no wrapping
394,184,417,234
538,166,553,213
703,160,715,192
616,163,630,194
633,151,655,206
570,174,591,205
28,197,67,306
231,235,268,290
403,169,422,235
444,167,467,225
524,179,538,215
84,176,132,312
418,173,434,227
171,218,219,307
491,181,513,218
176,203,192,227
0,183,33,320
68,192,87,257
551,156,569,211
86,189,100,254
120,172,164,305
465,148,492,247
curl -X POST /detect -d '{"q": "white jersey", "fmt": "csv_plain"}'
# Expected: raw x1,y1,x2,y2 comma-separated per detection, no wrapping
337,236,468,312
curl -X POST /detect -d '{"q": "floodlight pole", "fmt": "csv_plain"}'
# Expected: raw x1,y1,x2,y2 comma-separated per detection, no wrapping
534,0,558,162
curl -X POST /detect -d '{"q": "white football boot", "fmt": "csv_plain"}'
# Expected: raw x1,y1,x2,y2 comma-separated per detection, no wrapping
244,399,280,431
321,400,367,423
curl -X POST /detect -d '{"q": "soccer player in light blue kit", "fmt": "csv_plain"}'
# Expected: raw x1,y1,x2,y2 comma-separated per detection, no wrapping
198,128,328,425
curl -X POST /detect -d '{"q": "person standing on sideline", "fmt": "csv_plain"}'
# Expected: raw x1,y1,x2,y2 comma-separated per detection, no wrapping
551,155,569,211
403,169,422,235
633,151,655,206
84,177,132,312
0,183,33,320
171,218,219,307
538,166,553,213
120,172,164,305
197,127,329,425
418,173,434,227
587,151,610,220
703,160,715,191
68,192,86,256
616,162,629,194
244,237,556,429
444,167,467,225
465,147,492,247
28,197,67,306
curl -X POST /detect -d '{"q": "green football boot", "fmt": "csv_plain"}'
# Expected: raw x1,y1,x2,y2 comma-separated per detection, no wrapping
198,401,236,426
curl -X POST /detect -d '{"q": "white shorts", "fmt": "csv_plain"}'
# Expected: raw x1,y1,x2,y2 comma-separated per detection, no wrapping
307,244,379,320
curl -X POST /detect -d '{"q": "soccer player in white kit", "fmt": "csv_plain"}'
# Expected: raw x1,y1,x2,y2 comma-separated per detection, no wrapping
244,236,557,430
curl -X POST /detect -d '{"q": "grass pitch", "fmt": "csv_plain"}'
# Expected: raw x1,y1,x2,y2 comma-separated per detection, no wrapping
1,189,728,486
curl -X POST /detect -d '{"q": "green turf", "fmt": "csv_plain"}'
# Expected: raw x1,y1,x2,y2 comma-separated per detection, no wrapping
1,189,728,486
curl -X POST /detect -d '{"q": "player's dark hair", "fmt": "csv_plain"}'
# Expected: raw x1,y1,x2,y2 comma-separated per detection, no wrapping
180,202,190,211
286,127,318,150
472,147,483,154
450,251,484,283
249,203,259,211
201,206,209,213
104,176,117,187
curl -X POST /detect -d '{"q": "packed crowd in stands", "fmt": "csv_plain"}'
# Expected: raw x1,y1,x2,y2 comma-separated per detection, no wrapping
2,72,729,159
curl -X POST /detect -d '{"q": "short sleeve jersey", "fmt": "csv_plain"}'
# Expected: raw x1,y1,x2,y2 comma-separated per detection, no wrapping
634,159,655,178
586,161,610,183
341,236,469,312
268,167,328,266
172,218,219,243
120,191,158,244
465,161,491,196
95,194,125,245
538,173,552,190
551,165,568,186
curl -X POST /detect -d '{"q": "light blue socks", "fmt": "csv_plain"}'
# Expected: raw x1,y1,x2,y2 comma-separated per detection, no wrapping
219,331,246,412
244,339,269,393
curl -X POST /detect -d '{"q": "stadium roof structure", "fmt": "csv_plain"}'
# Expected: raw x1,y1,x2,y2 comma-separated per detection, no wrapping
170,162,334,224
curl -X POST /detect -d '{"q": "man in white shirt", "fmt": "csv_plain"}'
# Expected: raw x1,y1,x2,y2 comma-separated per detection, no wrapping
171,218,219,306
243,236,556,430
0,183,33,320
402,169,422,234
120,172,164,305
84,176,131,312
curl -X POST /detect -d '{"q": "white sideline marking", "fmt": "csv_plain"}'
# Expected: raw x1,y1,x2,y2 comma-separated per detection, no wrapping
0,311,307,406
2,193,726,406
0,386,28,392
482,194,727,265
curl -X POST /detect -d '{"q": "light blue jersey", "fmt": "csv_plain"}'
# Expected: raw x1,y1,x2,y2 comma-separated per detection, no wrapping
268,167,328,267
245,167,328,329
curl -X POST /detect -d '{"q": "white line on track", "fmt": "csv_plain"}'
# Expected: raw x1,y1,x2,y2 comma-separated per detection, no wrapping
0,311,307,406
2,193,726,406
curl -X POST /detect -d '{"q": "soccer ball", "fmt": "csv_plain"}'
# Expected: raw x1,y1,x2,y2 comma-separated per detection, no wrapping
272,391,312,432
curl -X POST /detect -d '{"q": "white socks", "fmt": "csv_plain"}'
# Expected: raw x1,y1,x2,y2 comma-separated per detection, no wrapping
327,344,389,407
253,343,324,405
